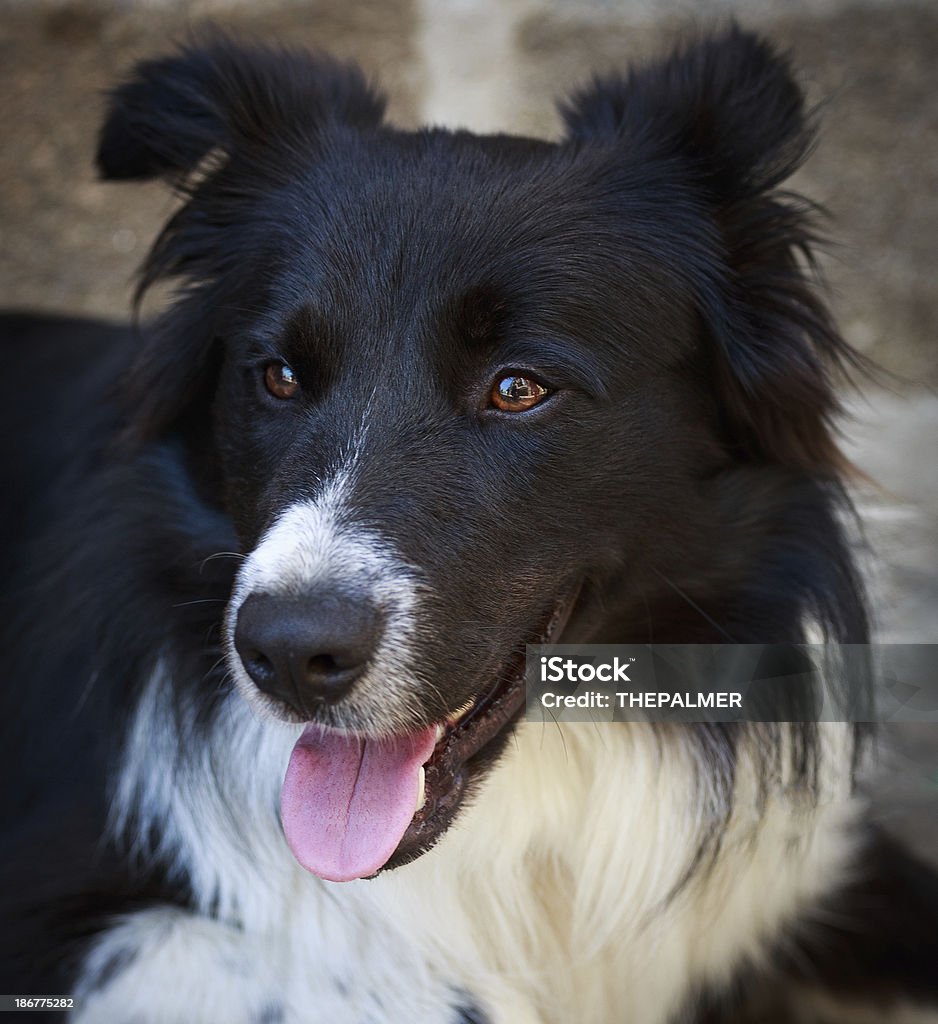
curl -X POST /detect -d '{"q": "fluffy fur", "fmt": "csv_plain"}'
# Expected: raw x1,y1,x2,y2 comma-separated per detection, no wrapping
1,26,937,1024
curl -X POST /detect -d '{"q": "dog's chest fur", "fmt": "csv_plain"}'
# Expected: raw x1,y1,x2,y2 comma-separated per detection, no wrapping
72,673,858,1024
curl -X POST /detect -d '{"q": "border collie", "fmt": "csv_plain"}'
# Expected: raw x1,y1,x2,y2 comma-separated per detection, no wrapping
2,26,937,1024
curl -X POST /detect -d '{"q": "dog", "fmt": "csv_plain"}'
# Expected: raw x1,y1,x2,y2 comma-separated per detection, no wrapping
1,25,937,1024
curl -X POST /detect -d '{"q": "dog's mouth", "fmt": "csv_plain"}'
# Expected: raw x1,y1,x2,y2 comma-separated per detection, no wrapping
279,585,580,882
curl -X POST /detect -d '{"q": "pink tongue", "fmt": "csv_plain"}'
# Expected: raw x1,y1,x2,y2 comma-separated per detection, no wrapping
280,723,438,882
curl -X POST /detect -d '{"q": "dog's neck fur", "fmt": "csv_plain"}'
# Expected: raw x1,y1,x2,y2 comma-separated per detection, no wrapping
76,661,860,1024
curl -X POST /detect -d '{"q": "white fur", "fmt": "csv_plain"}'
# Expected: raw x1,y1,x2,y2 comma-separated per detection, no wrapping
74,908,284,1024
225,466,435,737
81,663,864,1023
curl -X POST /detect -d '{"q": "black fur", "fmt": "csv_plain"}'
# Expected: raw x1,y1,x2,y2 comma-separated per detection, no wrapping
782,826,938,1007
1,26,935,1021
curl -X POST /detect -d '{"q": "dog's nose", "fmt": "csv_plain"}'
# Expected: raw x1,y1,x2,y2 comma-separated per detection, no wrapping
233,592,382,714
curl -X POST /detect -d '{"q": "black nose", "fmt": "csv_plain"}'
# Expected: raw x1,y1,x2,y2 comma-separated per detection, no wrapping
233,591,382,715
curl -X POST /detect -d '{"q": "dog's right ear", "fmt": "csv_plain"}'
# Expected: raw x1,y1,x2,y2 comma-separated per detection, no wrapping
100,37,387,446
97,34,386,182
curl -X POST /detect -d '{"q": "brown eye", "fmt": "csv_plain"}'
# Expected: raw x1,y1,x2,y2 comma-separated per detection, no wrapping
264,362,299,400
489,374,549,413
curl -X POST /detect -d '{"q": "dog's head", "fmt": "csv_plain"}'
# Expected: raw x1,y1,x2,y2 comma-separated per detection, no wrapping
99,28,862,880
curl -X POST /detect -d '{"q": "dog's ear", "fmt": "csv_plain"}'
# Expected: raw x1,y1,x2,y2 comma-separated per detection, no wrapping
561,25,807,205
97,34,386,182
561,27,865,472
101,36,386,445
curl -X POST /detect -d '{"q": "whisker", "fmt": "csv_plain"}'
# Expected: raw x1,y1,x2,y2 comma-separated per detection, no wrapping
199,551,246,573
651,568,738,643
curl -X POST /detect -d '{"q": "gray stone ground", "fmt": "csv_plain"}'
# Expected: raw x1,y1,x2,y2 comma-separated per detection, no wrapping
0,1,935,857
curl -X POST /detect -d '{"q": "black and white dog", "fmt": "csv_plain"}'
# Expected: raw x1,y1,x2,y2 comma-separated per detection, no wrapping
1,26,936,1024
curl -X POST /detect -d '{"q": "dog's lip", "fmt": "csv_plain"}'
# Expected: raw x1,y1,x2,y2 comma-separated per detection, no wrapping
385,581,582,870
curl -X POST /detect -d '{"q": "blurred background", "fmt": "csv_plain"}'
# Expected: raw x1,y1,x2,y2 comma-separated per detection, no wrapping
0,0,935,855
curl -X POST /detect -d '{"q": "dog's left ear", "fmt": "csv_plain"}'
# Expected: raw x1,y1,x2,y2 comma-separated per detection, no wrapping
562,26,863,471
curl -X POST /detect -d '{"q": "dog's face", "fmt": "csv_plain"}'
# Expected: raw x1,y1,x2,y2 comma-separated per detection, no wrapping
212,133,715,712
99,31,850,880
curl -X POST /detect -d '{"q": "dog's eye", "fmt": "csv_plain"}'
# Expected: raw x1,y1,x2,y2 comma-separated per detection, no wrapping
489,374,549,413
264,362,299,400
